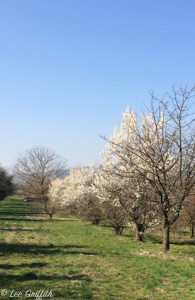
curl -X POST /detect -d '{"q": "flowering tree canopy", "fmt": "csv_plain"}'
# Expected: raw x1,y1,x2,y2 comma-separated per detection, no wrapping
101,85,195,250
93,111,160,241
49,166,102,224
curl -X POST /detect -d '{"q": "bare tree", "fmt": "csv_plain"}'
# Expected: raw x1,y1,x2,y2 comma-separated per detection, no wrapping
13,146,67,219
149,85,195,249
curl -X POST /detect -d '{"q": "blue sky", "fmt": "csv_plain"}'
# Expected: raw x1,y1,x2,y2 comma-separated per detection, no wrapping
1,0,195,170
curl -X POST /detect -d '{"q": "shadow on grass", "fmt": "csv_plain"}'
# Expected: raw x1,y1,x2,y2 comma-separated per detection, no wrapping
146,234,195,246
176,230,190,236
0,218,47,222
0,228,38,232
0,242,98,256
0,201,45,217
0,211,44,215
99,224,113,228
170,239,195,246
0,262,47,269
145,235,162,244
0,273,94,300
0,272,91,282
122,233,133,238
0,217,79,222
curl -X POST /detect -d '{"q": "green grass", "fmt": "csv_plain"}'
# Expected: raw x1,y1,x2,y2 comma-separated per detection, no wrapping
0,197,195,299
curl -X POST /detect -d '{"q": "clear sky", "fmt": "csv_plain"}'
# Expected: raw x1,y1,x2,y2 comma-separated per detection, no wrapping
1,0,195,170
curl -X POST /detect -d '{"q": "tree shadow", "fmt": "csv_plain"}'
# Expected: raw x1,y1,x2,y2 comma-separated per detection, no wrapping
176,230,190,236
170,239,195,246
99,224,113,228
0,228,38,232
0,242,98,256
144,234,195,246
0,258,93,298
0,272,92,283
0,262,47,269
0,272,93,299
0,217,80,222
122,233,133,238
0,218,46,222
145,235,162,244
0,211,44,215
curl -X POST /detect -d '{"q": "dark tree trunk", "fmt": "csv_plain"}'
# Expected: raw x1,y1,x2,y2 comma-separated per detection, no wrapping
135,223,144,242
163,226,170,251
92,219,100,225
114,224,124,235
190,224,194,238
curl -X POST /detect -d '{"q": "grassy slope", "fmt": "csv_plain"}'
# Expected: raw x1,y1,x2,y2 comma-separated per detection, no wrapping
0,197,195,300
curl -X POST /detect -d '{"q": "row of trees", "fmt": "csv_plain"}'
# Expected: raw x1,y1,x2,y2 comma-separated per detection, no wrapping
2,84,195,252
48,85,195,251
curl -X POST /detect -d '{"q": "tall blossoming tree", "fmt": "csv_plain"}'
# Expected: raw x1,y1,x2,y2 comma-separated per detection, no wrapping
102,85,195,250
94,113,159,241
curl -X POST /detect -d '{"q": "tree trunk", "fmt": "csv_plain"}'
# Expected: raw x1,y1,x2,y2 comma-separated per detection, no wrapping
135,223,144,242
163,226,170,251
92,219,100,225
114,224,123,235
190,224,194,238
119,226,124,235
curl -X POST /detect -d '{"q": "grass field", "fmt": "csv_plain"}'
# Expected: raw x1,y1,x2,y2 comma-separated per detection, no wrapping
0,197,195,300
